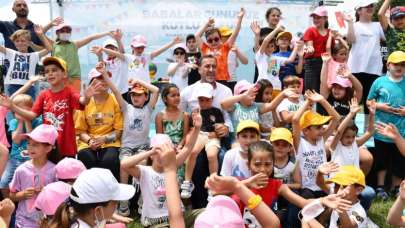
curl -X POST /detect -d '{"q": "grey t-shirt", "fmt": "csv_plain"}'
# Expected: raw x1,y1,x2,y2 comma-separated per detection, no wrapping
121,103,152,148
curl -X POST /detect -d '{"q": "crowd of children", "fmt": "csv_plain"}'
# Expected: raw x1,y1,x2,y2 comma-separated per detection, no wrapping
0,0,404,227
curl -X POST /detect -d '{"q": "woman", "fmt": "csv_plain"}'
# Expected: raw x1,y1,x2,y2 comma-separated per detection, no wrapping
75,68,123,180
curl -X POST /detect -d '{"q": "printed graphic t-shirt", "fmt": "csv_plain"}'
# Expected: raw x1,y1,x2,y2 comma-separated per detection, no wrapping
4,48,39,85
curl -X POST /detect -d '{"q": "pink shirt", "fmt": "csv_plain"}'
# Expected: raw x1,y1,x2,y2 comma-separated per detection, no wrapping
0,107,10,147
327,59,352,88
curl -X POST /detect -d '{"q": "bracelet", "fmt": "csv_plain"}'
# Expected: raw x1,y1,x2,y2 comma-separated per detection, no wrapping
247,195,262,210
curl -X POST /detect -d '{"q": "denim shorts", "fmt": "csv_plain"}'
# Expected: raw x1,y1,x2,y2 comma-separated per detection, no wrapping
119,144,150,161
0,158,25,188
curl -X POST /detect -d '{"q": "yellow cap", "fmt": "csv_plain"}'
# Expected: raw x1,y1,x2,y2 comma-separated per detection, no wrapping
326,166,366,187
42,56,67,72
276,31,293,41
387,51,405,64
270,128,293,145
219,26,233,37
236,120,260,134
299,110,332,129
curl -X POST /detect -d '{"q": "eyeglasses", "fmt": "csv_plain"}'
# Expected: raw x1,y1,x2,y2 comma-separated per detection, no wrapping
174,51,185,55
207,37,220,44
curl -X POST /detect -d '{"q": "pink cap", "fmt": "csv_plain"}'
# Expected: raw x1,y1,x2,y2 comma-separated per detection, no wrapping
55,158,86,180
195,195,244,228
331,76,352,88
105,223,126,228
234,80,253,95
131,35,147,48
25,124,58,145
310,6,328,17
55,23,72,32
88,68,102,81
150,134,173,148
34,181,71,215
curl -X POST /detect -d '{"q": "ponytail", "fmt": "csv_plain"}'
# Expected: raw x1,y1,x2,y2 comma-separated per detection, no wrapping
38,216,51,228
48,201,73,228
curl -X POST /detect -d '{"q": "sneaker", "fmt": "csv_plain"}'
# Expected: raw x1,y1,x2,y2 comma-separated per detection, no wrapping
376,187,389,201
118,200,130,217
180,181,194,199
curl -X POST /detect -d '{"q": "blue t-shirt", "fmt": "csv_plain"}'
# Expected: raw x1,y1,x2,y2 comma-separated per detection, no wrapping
8,117,42,160
231,102,262,131
367,75,405,143
273,51,298,83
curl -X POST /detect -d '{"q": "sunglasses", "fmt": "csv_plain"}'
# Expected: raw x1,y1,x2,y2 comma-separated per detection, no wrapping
207,37,220,44
174,51,185,55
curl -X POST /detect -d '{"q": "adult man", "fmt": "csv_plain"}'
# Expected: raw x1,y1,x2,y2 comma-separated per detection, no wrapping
180,54,233,208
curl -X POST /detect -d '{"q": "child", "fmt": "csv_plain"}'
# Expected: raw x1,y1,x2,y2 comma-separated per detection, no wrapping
256,25,297,94
220,120,260,179
54,157,86,184
48,23,114,91
276,75,304,129
0,57,97,160
0,26,51,98
234,141,350,227
378,1,405,54
387,180,405,227
156,84,190,148
9,124,58,228
167,44,195,91
195,8,245,84
97,34,182,84
0,93,42,199
91,30,128,98
49,168,135,228
185,34,201,85
100,62,159,216
0,106,10,176
292,90,340,197
320,52,363,117
255,79,279,138
221,79,297,132
376,122,405,156
180,83,224,199
303,6,331,92
121,112,202,227
367,51,405,199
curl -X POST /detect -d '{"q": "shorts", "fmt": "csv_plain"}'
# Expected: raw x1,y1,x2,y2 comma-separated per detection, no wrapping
119,144,150,161
197,132,220,151
374,138,405,178
0,158,25,188
144,208,204,227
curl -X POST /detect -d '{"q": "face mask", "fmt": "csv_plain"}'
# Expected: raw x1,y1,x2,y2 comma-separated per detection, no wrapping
58,33,71,41
94,207,106,228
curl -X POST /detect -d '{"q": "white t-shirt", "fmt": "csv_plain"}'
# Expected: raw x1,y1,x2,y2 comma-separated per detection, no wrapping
296,137,327,191
4,49,39,85
125,53,151,83
70,219,92,228
121,103,152,148
167,63,189,91
136,166,182,225
255,52,284,90
276,98,304,121
228,51,238,81
105,56,129,94
274,156,296,184
220,148,251,179
329,201,367,228
348,22,385,75
259,111,274,138
331,141,360,168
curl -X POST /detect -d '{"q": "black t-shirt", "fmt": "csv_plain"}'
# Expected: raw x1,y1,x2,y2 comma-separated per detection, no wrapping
0,20,42,51
319,96,350,116
186,52,201,85
201,107,225,132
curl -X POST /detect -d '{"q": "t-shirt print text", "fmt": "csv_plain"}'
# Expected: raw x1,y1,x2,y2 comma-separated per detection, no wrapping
11,54,30,80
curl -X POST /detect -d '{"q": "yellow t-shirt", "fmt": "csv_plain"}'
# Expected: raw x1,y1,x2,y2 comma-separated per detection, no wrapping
75,94,123,151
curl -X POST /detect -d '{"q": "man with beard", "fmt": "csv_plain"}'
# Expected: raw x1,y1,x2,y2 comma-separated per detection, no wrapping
0,0,44,51
180,54,233,208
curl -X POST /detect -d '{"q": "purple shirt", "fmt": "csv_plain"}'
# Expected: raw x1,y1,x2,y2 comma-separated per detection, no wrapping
10,160,56,228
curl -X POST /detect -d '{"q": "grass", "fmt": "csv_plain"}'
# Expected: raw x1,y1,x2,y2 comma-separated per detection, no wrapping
369,198,395,228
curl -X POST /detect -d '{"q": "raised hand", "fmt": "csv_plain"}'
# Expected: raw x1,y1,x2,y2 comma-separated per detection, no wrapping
343,13,353,22
0,95,12,108
275,24,285,32
95,61,107,74
243,86,258,100
321,194,352,213
29,75,46,84
306,90,324,103
156,143,177,171
51,17,64,27
172,36,183,44
191,109,202,129
205,173,239,195
349,97,361,114
237,8,246,19
321,52,331,62
375,122,400,140
318,162,339,175
283,88,300,99
83,80,102,99
33,24,44,35
207,17,215,27
90,46,103,57
246,173,269,189
250,21,261,35
112,29,123,40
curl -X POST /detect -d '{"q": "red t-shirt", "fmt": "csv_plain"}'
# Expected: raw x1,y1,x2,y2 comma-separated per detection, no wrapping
201,42,231,81
32,86,83,157
303,27,330,58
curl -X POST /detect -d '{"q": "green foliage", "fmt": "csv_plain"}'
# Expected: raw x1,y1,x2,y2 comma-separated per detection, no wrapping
373,0,405,20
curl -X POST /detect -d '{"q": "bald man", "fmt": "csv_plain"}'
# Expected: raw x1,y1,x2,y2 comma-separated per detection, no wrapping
0,0,43,51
